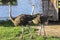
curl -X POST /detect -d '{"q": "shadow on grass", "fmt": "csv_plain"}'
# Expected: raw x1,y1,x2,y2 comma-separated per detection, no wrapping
43,36,60,40
0,20,14,27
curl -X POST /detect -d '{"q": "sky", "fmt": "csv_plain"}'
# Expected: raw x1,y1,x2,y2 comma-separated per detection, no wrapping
0,0,42,17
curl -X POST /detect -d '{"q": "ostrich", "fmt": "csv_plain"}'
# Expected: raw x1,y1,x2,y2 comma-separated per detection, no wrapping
8,2,36,38
9,13,36,38
32,13,49,36
9,14,36,38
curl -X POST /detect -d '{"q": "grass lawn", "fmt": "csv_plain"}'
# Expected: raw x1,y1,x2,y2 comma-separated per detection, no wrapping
0,20,60,40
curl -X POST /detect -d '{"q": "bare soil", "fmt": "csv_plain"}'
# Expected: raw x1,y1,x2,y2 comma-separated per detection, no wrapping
32,25,60,37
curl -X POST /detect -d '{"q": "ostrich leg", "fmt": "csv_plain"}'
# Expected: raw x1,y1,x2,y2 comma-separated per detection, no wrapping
20,25,25,39
39,24,46,36
27,25,33,38
42,24,46,36
39,24,42,35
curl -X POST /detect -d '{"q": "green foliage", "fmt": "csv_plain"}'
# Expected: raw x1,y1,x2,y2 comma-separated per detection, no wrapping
0,20,14,27
0,20,60,40
58,0,60,7
0,0,17,5
0,27,60,40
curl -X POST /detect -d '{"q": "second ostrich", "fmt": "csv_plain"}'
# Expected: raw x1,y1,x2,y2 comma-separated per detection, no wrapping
32,13,49,36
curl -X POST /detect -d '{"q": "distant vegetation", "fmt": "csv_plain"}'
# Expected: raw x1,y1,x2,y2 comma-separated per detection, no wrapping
0,0,17,5
0,20,14,27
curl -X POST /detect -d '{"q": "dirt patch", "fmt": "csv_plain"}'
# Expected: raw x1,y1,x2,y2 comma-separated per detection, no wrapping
31,25,60,37
45,25,60,37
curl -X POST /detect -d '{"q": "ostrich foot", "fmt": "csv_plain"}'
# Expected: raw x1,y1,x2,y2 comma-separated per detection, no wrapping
19,34,24,39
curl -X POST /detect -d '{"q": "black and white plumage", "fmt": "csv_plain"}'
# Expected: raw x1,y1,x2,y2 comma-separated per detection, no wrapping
10,14,36,26
32,13,48,25
32,13,49,36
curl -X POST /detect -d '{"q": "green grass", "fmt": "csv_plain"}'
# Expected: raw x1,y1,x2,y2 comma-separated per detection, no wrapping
0,20,60,40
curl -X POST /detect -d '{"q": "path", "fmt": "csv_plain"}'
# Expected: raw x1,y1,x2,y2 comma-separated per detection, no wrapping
31,25,60,37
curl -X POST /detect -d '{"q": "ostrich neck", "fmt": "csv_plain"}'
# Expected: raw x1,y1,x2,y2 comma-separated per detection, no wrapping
9,2,14,23
31,5,34,15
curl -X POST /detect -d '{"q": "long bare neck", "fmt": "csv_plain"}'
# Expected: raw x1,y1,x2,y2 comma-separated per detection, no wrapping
9,2,14,23
31,4,34,15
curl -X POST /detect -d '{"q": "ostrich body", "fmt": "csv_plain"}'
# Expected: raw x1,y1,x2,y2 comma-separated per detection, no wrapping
32,13,48,25
10,14,35,26
32,13,49,36
32,13,41,24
